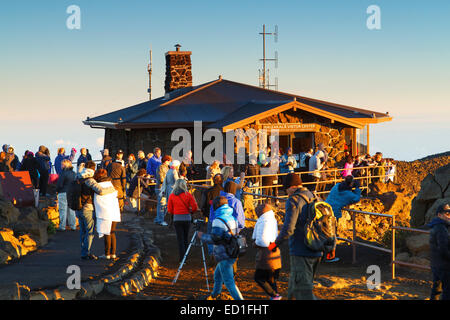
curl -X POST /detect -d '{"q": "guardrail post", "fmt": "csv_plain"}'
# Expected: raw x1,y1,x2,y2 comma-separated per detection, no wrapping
391,215,396,280
137,177,141,213
352,211,356,264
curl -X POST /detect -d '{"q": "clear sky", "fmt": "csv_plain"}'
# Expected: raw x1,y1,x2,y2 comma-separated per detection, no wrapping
1,0,449,163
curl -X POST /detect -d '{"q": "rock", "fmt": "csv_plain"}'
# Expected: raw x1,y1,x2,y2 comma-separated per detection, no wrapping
405,234,430,255
416,174,442,202
0,248,10,264
13,220,48,246
0,228,28,258
409,256,430,267
0,282,31,300
424,197,450,224
433,164,450,191
410,197,429,227
0,199,21,226
395,252,410,262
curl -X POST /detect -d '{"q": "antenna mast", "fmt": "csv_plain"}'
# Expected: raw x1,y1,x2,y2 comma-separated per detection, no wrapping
147,47,152,100
258,24,278,90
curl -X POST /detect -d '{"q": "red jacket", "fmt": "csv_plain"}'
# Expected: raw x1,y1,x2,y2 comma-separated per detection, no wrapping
168,192,198,215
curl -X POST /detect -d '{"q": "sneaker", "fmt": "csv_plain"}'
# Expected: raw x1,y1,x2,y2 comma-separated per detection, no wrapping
111,254,117,259
159,221,168,226
99,255,111,259
271,294,282,300
324,257,340,263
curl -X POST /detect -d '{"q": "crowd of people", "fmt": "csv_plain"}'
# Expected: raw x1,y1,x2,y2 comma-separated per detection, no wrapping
0,142,447,301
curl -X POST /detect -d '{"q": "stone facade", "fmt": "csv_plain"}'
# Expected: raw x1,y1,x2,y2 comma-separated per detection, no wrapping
164,49,192,93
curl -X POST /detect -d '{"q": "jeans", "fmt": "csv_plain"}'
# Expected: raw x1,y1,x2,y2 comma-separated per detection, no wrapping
211,258,244,300
76,209,95,257
154,188,167,223
57,193,77,230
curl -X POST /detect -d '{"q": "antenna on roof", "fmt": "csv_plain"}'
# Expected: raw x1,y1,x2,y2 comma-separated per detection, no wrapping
259,24,279,91
147,46,152,101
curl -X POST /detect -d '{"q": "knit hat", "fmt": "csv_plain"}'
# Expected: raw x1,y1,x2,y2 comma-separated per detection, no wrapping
283,173,302,190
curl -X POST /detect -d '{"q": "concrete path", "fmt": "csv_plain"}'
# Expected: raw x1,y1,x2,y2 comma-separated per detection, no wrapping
0,214,135,291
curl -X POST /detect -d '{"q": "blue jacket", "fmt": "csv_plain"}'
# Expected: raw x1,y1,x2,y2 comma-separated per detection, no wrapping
213,191,245,232
325,183,362,219
54,150,76,175
35,152,50,173
201,204,238,262
146,155,162,177
275,188,322,257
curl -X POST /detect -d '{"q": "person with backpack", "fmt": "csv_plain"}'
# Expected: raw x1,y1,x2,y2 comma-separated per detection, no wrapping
56,159,77,231
325,175,361,262
74,161,116,260
427,203,450,300
268,173,331,300
198,196,244,300
252,203,282,300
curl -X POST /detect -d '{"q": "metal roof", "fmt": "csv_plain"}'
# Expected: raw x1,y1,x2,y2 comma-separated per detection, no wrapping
83,78,392,129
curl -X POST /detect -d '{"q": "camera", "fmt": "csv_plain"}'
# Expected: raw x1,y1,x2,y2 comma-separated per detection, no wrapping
193,219,206,230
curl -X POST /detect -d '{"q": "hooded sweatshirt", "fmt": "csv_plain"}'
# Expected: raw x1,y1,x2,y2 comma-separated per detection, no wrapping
77,166,116,211
427,217,450,270
201,204,238,262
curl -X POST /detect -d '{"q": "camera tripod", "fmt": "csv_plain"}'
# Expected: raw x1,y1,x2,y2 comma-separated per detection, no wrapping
172,229,210,291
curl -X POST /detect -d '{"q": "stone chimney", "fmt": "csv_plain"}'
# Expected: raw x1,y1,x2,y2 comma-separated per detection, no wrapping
164,44,192,94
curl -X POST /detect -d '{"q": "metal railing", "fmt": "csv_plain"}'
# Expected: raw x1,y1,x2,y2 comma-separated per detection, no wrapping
339,208,431,280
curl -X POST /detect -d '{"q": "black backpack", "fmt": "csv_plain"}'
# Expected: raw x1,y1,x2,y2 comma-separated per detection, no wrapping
67,179,83,211
298,192,337,254
216,217,248,258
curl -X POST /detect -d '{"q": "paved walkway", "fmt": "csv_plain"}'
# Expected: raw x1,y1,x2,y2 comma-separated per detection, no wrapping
0,214,135,291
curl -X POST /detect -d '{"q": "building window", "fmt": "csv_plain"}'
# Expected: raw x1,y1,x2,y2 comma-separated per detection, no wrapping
356,125,368,155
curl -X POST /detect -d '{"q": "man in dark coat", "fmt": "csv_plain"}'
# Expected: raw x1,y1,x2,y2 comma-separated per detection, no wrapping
109,150,126,212
428,203,450,300
269,173,322,300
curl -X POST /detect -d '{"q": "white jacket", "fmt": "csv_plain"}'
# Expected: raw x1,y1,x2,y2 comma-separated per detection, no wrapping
252,210,278,247
94,181,121,237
